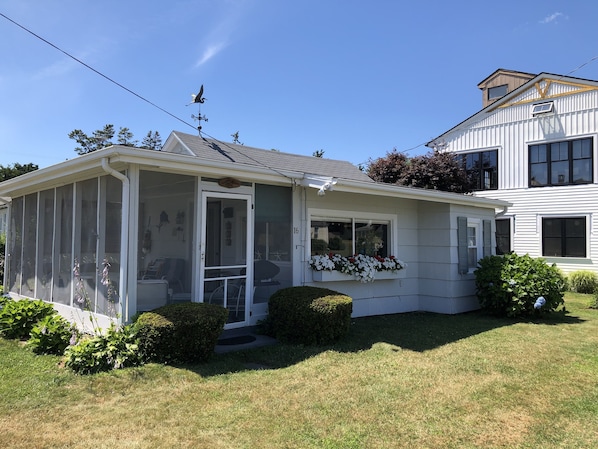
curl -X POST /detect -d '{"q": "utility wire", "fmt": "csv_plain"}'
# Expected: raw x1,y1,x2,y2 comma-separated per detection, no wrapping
0,12,197,132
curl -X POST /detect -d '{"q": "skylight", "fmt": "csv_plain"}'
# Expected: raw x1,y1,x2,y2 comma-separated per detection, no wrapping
531,102,554,116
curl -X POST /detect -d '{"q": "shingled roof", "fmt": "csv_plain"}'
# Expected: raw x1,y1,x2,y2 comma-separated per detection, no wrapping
168,131,374,183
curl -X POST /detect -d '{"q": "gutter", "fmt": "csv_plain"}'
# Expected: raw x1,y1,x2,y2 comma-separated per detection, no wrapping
101,157,129,323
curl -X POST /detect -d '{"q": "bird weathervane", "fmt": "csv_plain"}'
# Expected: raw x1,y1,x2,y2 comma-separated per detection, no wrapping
188,84,208,134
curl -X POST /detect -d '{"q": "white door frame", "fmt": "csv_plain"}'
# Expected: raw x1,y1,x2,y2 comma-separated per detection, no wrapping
199,191,253,329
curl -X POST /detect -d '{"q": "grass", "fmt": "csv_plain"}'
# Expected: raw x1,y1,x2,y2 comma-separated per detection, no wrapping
1,293,597,448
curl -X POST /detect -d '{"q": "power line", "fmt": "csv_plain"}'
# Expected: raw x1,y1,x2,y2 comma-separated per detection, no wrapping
0,12,197,132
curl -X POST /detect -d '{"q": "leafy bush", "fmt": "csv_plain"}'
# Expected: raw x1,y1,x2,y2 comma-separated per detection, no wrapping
568,270,598,294
475,253,566,318
26,314,77,355
0,299,56,340
64,324,142,375
267,286,353,345
0,293,12,308
134,302,228,364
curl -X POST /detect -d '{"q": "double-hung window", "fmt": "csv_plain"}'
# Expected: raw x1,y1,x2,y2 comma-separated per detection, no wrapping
542,217,587,258
529,138,593,187
457,150,498,190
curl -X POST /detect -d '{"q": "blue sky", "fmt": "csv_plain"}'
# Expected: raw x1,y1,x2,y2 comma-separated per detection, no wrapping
1,0,598,169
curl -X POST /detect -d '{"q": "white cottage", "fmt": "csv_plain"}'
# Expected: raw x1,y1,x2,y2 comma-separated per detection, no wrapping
430,69,598,274
0,131,507,330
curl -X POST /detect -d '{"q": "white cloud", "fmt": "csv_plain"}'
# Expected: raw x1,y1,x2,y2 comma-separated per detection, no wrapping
195,41,228,67
540,12,566,24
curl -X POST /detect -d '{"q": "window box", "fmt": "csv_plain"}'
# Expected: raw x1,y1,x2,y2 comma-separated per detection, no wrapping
312,269,404,282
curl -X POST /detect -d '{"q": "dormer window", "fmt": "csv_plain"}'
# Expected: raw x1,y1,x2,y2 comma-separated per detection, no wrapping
531,102,554,116
488,84,508,100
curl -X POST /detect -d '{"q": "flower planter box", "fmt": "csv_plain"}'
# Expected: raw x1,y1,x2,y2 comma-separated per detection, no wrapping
312,269,404,282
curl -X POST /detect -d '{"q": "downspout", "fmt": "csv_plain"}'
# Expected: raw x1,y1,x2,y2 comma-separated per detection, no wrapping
101,158,129,324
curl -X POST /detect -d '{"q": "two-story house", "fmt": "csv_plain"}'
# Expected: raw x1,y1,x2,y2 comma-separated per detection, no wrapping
429,68,598,274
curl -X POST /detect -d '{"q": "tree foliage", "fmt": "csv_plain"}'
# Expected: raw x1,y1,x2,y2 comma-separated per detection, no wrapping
0,163,39,182
68,125,163,155
366,149,472,193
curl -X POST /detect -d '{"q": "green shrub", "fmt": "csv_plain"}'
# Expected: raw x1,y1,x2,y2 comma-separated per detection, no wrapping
0,293,12,308
0,299,56,340
26,314,77,355
64,324,141,375
475,253,566,318
134,302,228,364
267,286,353,345
568,270,598,294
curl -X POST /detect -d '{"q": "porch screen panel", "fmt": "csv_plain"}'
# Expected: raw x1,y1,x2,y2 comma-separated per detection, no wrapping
75,179,98,311
97,176,122,317
7,197,23,294
36,189,55,301
20,194,38,298
53,185,73,305
254,184,292,303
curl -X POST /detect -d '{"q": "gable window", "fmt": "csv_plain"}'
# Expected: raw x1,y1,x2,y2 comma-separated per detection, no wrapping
310,215,390,257
531,102,554,116
542,217,586,258
529,137,593,187
457,149,498,190
495,218,511,255
488,84,508,100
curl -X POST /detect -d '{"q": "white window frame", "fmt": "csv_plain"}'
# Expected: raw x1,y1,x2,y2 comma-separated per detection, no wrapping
467,218,483,272
307,208,396,259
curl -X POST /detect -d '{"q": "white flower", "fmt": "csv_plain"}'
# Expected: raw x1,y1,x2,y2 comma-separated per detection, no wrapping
309,253,406,283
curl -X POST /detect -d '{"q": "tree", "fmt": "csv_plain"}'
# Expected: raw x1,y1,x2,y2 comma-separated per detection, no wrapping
0,162,39,182
313,149,325,158
141,131,163,151
68,125,163,154
366,150,472,193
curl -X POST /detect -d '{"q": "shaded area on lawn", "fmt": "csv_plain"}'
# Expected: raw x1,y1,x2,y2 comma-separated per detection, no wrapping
185,308,585,378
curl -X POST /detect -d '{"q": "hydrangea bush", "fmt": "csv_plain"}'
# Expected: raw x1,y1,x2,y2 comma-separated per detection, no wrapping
309,253,406,283
474,253,566,317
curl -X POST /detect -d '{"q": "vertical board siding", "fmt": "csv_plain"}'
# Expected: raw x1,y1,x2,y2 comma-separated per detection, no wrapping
444,84,598,274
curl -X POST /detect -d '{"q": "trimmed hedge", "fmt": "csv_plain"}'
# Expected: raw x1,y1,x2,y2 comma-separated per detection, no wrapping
134,302,227,364
267,286,353,345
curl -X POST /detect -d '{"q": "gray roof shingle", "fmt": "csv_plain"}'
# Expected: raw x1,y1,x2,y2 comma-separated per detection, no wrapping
170,131,373,183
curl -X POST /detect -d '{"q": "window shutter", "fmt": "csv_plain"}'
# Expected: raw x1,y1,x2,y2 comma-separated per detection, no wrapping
457,216,468,274
483,219,492,257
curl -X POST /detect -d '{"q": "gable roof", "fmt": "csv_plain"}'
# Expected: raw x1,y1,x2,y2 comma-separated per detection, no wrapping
165,131,373,184
427,71,598,149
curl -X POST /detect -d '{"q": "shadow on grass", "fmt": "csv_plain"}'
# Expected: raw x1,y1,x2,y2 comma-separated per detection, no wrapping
182,308,586,378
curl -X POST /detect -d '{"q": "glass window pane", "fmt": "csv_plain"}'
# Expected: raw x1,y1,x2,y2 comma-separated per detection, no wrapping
355,222,388,257
311,219,352,256
530,163,548,186
543,237,562,257
551,142,569,161
551,161,569,184
573,159,591,183
495,219,510,255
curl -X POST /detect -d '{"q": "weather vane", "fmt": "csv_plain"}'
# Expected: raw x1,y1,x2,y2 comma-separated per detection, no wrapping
188,84,208,134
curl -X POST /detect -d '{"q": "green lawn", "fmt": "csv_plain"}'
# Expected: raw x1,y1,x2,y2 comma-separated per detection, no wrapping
1,293,597,448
